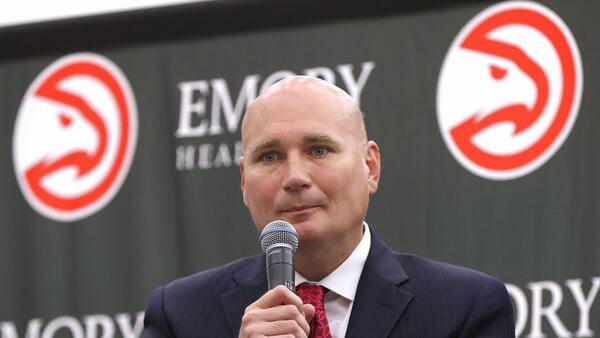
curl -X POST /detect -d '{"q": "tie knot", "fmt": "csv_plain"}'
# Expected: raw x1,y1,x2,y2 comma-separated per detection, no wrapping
296,283,328,309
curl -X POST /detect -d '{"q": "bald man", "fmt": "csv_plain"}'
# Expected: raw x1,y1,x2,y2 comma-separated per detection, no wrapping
142,77,515,338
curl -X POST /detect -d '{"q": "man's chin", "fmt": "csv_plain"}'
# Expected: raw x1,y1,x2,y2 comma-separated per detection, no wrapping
267,213,324,241
290,220,322,242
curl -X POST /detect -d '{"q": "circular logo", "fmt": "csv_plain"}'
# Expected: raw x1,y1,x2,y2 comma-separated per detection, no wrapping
13,53,138,222
437,1,582,180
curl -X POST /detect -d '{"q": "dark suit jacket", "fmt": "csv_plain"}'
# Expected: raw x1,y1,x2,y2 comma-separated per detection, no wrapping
142,228,515,337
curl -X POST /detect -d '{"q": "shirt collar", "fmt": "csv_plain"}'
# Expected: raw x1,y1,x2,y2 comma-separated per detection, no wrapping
295,222,371,301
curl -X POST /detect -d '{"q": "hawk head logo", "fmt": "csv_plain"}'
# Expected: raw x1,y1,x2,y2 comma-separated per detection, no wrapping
13,53,138,222
437,1,582,180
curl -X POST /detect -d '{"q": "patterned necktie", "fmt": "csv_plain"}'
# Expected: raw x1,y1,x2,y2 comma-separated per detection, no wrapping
296,283,332,338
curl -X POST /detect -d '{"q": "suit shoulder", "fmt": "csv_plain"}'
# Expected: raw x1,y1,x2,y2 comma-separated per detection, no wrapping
392,253,512,324
143,255,263,337
163,254,262,296
381,253,515,336
396,253,506,290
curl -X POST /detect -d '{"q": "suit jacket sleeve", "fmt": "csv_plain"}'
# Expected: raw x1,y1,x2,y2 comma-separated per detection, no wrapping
142,286,176,338
458,277,515,338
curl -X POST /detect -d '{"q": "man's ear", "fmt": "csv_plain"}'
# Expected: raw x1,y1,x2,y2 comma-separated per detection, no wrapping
240,156,248,206
364,141,381,194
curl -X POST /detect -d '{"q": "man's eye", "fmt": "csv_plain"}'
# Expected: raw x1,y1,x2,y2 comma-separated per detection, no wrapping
262,153,278,162
312,147,329,157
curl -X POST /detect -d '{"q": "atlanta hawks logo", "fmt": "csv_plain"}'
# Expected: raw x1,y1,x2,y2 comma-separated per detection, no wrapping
437,1,582,180
13,53,138,221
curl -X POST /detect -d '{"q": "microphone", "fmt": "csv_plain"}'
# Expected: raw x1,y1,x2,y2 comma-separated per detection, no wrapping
260,220,299,292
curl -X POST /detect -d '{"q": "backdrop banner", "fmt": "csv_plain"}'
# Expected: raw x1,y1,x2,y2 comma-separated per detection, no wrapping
1,1,598,337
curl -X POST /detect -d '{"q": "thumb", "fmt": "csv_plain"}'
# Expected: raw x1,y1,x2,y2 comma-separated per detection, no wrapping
303,304,315,322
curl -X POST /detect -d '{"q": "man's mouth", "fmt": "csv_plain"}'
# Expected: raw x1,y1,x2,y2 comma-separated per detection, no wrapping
281,205,319,214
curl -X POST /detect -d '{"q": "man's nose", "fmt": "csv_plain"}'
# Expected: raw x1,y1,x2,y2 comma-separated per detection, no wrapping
282,154,311,192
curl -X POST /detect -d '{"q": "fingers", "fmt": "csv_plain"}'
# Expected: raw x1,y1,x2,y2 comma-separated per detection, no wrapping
239,285,311,338
248,285,305,312
303,304,315,323
248,304,308,322
241,318,307,337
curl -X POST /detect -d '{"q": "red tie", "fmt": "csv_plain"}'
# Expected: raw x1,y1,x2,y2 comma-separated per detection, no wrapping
296,283,332,338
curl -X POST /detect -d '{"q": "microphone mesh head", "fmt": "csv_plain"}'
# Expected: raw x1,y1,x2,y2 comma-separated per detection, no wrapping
260,220,299,253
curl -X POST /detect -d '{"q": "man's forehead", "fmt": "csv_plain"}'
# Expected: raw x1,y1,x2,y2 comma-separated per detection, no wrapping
241,76,367,149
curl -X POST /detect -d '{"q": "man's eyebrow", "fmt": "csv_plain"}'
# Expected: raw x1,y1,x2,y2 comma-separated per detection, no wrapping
304,134,338,144
247,134,339,154
248,139,280,154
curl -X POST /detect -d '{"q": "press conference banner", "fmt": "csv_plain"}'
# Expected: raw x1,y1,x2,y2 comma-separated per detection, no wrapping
1,1,598,337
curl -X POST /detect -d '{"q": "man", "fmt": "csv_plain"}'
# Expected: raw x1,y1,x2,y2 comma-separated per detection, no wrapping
142,76,515,337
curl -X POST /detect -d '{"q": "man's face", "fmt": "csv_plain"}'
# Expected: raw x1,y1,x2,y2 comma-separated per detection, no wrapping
240,79,380,253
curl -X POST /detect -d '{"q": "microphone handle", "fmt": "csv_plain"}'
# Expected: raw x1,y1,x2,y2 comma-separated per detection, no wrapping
265,246,295,292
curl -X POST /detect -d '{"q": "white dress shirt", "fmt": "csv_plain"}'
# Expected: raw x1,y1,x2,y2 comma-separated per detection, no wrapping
295,223,371,338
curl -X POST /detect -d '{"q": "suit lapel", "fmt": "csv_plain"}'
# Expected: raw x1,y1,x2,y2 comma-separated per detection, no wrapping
345,227,413,338
219,255,267,337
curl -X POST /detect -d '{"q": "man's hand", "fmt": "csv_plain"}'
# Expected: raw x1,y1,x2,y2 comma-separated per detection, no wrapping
239,285,316,338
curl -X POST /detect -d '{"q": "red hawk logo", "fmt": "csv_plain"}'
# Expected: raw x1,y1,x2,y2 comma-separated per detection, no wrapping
437,1,582,180
13,53,138,221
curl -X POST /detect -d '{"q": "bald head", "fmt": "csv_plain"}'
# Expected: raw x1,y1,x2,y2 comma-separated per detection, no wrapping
241,76,367,153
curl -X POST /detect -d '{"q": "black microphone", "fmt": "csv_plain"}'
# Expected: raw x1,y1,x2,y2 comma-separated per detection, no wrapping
260,220,299,292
